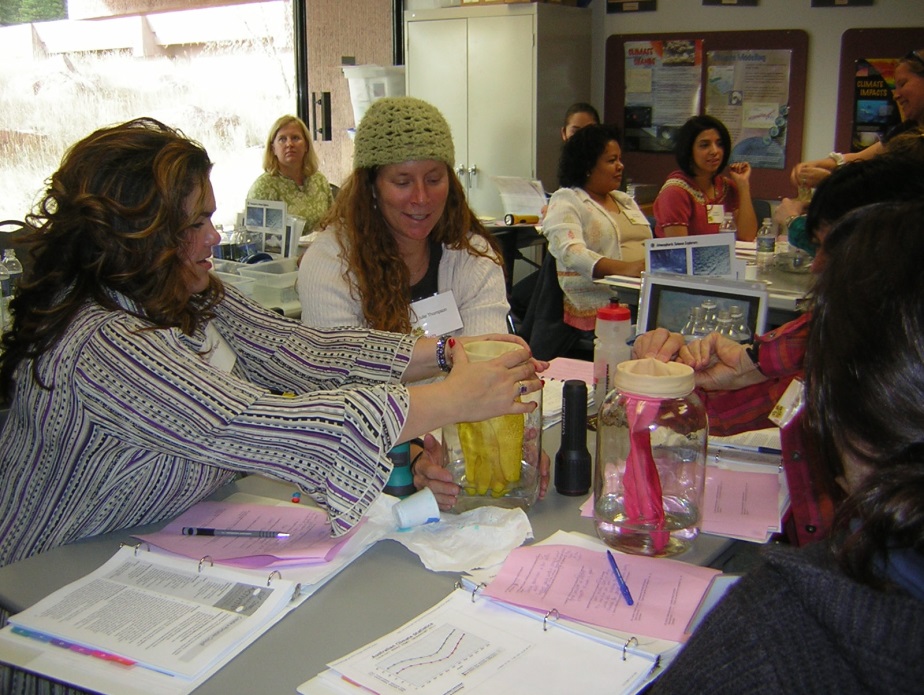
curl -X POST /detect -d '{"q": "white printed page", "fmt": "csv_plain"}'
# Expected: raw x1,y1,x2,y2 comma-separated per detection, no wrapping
9,545,298,679
324,588,654,695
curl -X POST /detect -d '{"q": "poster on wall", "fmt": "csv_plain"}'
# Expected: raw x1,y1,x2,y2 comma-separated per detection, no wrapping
705,49,792,170
852,58,902,152
622,39,703,153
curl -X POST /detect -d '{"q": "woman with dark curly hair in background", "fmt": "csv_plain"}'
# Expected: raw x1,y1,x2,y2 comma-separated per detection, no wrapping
540,123,651,333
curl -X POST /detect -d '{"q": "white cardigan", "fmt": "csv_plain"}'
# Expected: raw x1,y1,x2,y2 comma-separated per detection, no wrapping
298,227,510,337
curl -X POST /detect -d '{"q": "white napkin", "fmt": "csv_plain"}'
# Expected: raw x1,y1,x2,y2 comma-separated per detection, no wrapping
366,495,534,573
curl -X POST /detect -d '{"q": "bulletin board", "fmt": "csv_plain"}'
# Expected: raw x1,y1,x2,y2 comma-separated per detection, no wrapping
604,30,808,200
836,28,924,154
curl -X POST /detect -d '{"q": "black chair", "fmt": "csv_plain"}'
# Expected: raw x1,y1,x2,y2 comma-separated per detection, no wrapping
753,199,772,224
517,252,593,362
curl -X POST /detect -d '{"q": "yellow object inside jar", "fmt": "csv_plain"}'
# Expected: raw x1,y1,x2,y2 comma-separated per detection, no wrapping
458,413,524,497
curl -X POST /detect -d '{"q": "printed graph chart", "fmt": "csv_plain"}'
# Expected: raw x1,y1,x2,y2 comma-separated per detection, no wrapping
376,623,495,688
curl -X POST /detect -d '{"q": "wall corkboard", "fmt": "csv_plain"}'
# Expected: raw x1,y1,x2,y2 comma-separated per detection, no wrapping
604,30,808,200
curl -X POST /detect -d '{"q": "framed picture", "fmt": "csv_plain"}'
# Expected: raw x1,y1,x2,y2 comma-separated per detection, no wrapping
607,1,657,13
703,0,759,5
811,0,873,6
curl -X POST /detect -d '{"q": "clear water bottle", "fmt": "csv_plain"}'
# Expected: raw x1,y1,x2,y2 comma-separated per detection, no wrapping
714,309,735,339
719,212,737,236
680,308,697,339
2,249,23,296
756,218,776,271
593,302,633,414
729,304,752,343
690,306,710,338
700,299,718,332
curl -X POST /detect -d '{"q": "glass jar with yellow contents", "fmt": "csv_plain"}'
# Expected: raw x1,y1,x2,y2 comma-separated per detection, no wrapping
441,341,542,512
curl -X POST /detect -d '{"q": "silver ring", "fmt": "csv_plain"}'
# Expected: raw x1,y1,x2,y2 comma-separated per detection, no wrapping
517,380,528,396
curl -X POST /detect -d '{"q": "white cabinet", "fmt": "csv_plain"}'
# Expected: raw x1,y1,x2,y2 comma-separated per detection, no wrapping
404,4,591,218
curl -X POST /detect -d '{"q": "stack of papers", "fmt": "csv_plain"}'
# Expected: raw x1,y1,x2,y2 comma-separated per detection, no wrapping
298,531,717,695
541,357,594,429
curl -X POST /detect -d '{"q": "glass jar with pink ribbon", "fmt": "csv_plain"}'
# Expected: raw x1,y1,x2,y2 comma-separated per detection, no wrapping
593,358,707,557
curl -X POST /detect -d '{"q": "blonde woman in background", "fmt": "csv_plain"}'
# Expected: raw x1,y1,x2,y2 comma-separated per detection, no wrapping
247,114,333,232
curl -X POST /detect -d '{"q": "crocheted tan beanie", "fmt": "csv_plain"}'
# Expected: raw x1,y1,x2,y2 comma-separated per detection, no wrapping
353,96,455,169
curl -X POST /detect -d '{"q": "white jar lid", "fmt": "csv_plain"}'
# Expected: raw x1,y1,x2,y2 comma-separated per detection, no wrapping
614,358,695,398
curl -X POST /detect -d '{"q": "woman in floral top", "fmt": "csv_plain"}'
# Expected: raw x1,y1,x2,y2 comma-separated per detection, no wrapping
247,114,334,232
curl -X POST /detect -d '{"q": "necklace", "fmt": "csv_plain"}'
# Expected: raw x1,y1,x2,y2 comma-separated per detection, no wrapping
407,244,431,284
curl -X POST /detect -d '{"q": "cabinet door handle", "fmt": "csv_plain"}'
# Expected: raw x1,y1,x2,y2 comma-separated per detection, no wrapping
456,164,467,178
467,164,478,185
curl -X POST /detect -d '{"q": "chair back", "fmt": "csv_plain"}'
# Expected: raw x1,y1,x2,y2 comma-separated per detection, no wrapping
518,252,582,361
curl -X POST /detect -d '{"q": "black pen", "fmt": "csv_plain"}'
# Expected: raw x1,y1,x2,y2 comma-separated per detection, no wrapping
181,527,290,538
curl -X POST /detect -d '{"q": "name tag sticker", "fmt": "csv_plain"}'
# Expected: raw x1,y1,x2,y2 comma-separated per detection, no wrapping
623,207,650,226
769,377,804,429
410,291,463,337
204,324,237,373
707,204,726,225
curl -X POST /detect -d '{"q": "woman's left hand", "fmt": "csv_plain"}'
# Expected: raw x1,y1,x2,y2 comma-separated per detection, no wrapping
411,433,461,511
728,161,752,185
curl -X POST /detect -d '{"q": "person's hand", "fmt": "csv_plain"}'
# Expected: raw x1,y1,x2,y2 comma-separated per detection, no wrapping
772,197,806,226
452,333,549,378
536,450,551,500
676,333,767,391
728,161,752,186
790,161,833,189
411,433,460,511
632,328,686,362
625,258,646,278
443,340,541,424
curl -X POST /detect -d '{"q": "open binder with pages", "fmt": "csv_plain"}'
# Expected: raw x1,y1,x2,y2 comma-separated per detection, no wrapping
299,531,730,695
0,544,304,695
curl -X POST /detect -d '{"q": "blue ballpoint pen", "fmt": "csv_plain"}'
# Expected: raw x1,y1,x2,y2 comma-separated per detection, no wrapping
606,550,635,606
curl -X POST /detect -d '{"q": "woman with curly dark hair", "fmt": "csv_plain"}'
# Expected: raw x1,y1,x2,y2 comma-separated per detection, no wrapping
540,123,651,332
0,117,542,571
649,201,924,694
298,96,508,338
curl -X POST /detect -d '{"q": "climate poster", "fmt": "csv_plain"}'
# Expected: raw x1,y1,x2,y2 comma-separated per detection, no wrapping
623,39,703,153
852,58,901,152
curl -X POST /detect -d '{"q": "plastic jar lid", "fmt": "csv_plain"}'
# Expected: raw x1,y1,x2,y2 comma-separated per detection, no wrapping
614,358,695,398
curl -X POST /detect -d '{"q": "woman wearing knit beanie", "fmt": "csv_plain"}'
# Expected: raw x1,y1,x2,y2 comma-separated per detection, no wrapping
299,96,547,509
299,96,508,339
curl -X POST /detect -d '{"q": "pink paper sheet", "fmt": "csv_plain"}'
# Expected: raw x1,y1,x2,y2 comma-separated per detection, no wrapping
483,544,719,643
135,501,356,568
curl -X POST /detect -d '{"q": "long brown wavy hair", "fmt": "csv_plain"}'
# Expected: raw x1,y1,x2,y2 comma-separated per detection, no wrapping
0,117,223,398
319,165,503,333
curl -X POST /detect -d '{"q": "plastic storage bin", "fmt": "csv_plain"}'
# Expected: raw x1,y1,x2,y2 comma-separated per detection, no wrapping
342,65,406,127
214,271,256,298
237,258,299,307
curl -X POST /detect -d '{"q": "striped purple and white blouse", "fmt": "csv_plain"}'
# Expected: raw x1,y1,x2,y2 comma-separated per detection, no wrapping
0,286,416,567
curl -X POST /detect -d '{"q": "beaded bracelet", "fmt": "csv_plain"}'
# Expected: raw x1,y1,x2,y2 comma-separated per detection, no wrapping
435,335,452,372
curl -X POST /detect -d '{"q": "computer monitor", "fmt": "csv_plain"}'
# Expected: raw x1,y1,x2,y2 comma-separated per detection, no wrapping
636,271,769,338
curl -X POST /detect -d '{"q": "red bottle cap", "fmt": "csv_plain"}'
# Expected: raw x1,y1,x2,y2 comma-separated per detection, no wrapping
596,304,631,322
